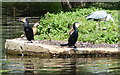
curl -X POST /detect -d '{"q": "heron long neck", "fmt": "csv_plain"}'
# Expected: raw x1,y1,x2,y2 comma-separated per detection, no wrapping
106,14,111,21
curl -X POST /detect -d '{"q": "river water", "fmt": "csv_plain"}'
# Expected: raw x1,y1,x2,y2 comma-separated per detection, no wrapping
1,4,120,75
1,56,120,75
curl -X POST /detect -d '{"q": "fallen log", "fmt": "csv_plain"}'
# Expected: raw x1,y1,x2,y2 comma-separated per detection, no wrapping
5,39,119,57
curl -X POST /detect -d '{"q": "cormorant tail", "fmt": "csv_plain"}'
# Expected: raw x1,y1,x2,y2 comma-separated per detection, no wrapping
87,18,92,21
60,43,68,46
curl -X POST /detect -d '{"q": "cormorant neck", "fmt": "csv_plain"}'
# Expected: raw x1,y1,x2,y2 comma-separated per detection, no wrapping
73,26,78,30
24,21,29,26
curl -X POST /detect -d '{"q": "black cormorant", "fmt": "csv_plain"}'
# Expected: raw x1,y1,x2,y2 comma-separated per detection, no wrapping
21,22,40,38
60,22,80,48
20,17,34,42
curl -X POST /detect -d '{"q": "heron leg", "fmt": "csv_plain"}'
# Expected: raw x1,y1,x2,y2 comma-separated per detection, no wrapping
96,21,101,30
96,22,99,30
46,32,52,41
98,21,101,30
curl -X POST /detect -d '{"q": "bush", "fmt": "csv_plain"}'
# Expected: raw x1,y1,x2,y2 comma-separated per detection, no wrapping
35,7,118,44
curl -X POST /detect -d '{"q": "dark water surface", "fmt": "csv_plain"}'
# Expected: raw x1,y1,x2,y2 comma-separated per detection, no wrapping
1,56,120,75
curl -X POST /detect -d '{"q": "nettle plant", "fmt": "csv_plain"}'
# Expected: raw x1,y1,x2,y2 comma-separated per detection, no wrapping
35,7,118,44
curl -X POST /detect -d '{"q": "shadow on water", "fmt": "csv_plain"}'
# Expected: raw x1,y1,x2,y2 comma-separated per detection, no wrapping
1,56,120,75
2,16,40,39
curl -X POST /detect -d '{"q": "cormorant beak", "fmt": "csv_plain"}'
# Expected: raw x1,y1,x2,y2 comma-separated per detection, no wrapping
75,23,80,28
19,18,26,23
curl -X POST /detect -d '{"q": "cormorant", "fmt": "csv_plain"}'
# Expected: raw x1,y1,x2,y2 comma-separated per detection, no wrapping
21,22,40,38
60,22,80,48
20,17,34,42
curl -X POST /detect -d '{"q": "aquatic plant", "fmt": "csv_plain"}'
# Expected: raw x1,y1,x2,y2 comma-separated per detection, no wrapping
35,7,118,44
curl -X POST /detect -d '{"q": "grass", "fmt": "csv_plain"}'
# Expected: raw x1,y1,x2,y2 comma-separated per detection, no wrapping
35,7,118,44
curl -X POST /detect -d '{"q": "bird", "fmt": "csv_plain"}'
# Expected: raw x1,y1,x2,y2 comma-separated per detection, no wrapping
60,22,80,48
32,22,40,35
20,17,34,43
86,10,115,29
21,22,40,38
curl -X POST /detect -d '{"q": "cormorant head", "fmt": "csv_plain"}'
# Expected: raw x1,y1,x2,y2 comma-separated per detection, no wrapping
73,22,80,29
20,17,29,23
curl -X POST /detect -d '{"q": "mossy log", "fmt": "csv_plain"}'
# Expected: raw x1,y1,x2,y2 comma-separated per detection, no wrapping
5,39,119,57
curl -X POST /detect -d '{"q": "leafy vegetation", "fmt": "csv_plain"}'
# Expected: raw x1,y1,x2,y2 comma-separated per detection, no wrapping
35,7,118,44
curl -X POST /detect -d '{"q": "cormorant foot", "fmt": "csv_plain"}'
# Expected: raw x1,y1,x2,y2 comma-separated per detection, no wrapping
25,41,33,43
68,46,77,48
74,46,77,48
60,44,68,46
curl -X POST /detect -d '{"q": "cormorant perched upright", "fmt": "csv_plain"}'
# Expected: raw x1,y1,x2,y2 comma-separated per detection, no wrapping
20,22,40,38
20,17,34,42
60,22,80,48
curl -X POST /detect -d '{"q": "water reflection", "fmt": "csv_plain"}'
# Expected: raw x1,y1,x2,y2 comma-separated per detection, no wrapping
2,16,40,39
1,56,120,75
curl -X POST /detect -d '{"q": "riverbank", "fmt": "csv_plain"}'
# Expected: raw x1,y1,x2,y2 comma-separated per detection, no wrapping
5,38,119,57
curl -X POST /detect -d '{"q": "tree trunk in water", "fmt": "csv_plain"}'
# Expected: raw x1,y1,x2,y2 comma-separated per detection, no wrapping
61,0,72,11
70,2,93,8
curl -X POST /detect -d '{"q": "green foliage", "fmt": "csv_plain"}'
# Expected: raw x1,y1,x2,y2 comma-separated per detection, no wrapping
3,2,62,16
92,2,120,10
35,7,118,44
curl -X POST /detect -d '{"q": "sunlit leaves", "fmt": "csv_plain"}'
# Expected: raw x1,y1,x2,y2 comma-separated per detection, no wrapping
35,7,118,44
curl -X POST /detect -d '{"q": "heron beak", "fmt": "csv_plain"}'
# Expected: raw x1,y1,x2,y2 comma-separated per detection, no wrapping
110,17,115,25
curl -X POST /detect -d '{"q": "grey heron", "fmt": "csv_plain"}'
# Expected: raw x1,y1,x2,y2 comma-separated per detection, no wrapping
86,10,115,29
